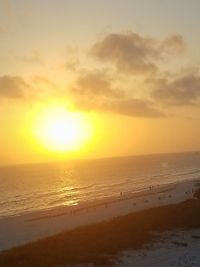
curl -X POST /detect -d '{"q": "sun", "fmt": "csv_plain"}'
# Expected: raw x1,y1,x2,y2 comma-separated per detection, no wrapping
33,106,93,152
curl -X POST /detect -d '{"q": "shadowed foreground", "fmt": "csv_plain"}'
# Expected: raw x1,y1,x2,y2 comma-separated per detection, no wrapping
0,190,200,267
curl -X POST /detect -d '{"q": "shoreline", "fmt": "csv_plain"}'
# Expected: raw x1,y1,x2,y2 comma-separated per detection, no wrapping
0,178,199,251
0,186,200,266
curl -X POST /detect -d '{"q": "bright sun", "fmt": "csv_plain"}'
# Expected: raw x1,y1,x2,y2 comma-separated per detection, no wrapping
34,106,93,152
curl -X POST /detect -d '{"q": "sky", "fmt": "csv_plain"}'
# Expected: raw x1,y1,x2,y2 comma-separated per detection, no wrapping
1,0,200,165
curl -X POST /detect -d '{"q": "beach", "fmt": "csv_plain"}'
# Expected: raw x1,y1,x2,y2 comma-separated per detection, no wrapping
0,178,200,266
1,0,200,265
0,178,197,251
115,229,200,267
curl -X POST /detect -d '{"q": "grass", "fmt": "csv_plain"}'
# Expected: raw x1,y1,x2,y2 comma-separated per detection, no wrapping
0,189,200,267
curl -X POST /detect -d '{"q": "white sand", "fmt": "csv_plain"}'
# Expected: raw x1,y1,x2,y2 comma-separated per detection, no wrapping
115,229,200,267
71,229,200,267
0,179,199,251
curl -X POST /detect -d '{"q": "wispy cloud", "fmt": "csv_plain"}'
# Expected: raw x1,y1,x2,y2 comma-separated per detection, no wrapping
32,75,52,85
70,69,164,117
18,50,43,65
149,74,200,106
161,34,186,54
65,58,80,72
71,70,123,98
73,96,164,118
0,75,29,99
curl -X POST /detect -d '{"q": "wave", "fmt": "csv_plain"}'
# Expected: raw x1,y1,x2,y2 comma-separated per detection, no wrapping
0,152,199,217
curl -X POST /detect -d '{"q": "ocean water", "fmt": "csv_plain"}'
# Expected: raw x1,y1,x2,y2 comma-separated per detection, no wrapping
0,152,200,217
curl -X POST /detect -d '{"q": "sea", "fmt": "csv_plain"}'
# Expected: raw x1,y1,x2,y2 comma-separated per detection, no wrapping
0,152,200,217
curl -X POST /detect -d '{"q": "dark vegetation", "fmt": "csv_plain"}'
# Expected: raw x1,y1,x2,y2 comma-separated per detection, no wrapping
0,189,200,267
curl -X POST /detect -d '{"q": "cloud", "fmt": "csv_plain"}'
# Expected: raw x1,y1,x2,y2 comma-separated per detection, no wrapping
19,50,43,65
0,75,28,99
91,32,158,75
65,58,80,72
71,70,164,117
68,31,188,117
32,75,52,85
99,98,164,117
72,70,123,98
161,34,186,54
90,31,185,75
74,97,164,118
149,74,200,106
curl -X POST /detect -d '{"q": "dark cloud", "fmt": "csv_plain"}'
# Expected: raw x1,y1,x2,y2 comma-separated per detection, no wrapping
70,66,165,118
149,74,200,105
0,75,28,99
72,70,123,98
71,70,164,117
69,29,191,117
90,31,185,75
91,32,158,75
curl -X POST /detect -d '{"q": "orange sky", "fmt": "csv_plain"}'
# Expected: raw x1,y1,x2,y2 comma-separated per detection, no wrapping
0,0,200,165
